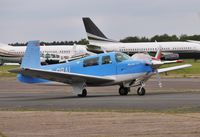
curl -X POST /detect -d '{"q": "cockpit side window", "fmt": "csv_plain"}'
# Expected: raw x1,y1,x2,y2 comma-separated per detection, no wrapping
115,53,130,62
102,55,112,65
83,57,99,67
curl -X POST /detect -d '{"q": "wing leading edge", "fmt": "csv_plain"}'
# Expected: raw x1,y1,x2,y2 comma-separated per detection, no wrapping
157,64,192,73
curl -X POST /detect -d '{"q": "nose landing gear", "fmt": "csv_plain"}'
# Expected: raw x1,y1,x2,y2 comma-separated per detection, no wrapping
137,82,146,96
137,87,146,96
118,81,146,96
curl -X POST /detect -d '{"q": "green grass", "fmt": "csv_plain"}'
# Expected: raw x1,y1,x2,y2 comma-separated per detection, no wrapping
0,65,18,77
0,131,7,137
161,60,200,74
159,60,200,77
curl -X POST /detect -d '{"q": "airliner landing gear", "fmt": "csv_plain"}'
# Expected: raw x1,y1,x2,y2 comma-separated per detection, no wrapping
137,87,146,96
78,89,87,97
119,86,129,96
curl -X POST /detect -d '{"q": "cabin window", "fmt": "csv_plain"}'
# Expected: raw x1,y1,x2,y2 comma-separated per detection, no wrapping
115,53,130,62
52,54,56,58
83,57,99,67
102,55,112,65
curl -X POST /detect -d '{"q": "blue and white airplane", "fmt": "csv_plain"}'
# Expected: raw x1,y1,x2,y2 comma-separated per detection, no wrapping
10,41,192,97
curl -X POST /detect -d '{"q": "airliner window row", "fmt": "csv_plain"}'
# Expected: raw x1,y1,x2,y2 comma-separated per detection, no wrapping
10,50,71,54
119,47,192,52
41,51,70,54
172,47,192,50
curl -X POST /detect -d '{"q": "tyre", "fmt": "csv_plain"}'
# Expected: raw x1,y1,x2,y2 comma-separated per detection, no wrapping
137,87,146,96
78,89,87,97
119,87,128,96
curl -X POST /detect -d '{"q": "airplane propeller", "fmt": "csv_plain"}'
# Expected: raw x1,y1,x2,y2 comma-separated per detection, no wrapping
155,69,162,88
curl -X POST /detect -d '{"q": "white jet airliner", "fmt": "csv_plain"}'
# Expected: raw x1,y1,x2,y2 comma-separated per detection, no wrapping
82,17,200,60
0,42,88,65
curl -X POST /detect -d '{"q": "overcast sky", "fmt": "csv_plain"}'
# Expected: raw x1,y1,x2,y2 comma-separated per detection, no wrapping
1,0,200,43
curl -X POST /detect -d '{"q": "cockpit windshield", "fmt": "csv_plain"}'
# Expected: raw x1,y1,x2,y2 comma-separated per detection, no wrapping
115,53,130,62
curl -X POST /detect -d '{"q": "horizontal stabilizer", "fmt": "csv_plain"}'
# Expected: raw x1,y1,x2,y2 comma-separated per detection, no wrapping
8,68,21,73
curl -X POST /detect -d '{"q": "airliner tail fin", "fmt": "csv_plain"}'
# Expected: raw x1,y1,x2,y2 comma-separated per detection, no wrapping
82,17,118,43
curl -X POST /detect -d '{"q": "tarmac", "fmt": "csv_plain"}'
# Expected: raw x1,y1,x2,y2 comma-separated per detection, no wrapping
0,78,199,111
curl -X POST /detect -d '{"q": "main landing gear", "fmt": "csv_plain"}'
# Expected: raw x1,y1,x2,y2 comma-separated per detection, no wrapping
78,89,87,97
119,86,130,96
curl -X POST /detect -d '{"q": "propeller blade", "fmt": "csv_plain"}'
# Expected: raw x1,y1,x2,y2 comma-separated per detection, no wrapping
155,69,162,88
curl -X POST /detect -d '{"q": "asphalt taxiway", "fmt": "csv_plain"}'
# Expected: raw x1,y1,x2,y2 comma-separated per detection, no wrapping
0,78,199,111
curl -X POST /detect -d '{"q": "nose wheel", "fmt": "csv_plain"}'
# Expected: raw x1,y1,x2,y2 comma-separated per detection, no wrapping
137,87,146,96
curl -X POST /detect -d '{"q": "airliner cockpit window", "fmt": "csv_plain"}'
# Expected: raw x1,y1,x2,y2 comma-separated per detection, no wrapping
115,53,130,62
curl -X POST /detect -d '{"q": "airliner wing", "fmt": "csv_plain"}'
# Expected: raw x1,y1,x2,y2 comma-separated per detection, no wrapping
157,64,192,73
13,68,115,84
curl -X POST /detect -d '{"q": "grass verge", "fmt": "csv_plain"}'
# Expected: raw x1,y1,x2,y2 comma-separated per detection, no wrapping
0,65,18,77
0,131,7,137
0,106,199,114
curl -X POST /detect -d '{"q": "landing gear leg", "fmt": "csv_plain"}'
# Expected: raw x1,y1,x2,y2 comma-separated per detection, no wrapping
119,86,129,96
78,89,87,97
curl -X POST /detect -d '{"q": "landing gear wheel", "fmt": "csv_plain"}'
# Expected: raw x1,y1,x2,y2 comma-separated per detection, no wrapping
137,87,146,96
119,87,129,96
78,89,87,97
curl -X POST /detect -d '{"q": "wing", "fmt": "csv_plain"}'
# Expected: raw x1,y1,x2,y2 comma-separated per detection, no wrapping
151,60,184,68
158,64,192,73
10,68,115,84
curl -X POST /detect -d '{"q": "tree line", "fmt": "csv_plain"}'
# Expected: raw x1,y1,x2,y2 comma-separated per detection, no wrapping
120,34,200,42
10,39,89,46
10,34,200,46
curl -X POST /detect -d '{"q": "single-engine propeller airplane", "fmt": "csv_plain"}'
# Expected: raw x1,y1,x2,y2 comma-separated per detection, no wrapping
10,41,192,97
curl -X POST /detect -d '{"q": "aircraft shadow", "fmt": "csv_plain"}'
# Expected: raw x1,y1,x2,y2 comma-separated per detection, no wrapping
0,91,193,102
8,94,131,102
